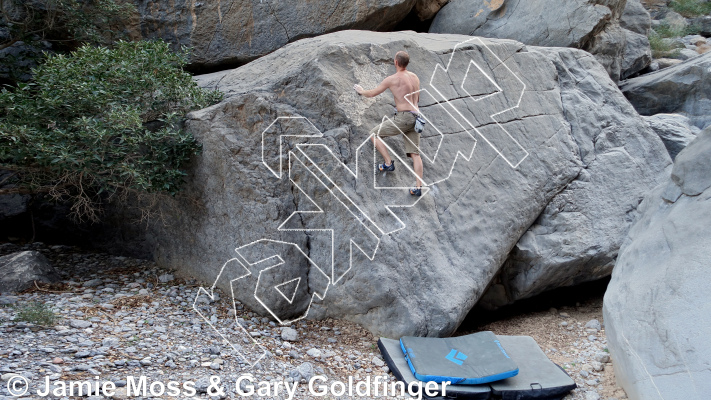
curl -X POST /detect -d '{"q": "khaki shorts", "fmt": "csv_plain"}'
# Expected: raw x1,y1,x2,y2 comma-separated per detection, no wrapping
370,112,420,156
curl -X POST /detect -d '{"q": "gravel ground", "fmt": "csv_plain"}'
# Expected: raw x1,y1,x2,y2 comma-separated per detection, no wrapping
462,291,628,400
0,242,626,400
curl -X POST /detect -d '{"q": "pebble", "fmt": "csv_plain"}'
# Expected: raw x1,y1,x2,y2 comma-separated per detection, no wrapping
595,352,611,363
306,348,322,358
83,279,103,287
585,319,602,331
372,356,384,367
585,391,601,400
591,361,604,372
69,319,92,329
281,327,298,342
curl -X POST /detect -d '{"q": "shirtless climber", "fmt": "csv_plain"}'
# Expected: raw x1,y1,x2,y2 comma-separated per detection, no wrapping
354,51,424,196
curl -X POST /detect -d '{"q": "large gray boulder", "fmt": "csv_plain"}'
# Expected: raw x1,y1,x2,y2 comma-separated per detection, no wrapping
604,127,711,400
644,113,699,160
428,0,650,81
150,31,668,338
0,251,60,293
621,52,711,130
621,0,652,35
621,29,652,79
126,0,416,68
479,48,671,309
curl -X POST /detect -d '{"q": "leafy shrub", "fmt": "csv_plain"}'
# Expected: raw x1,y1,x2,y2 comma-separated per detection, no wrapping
670,0,711,17
14,301,58,326
1,0,131,48
649,30,682,58
0,40,222,221
1,0,134,83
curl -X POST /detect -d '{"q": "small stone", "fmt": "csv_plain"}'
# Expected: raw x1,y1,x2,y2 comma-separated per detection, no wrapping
74,350,91,358
586,379,598,386
69,319,92,329
559,312,570,318
560,321,568,327
0,296,18,305
584,391,601,400
1,373,21,382
83,279,103,287
140,358,152,366
281,327,298,342
591,361,604,372
52,357,63,364
372,356,384,367
595,352,610,363
138,289,149,295
158,274,174,283
111,387,128,399
209,362,220,370
296,362,314,381
588,335,597,342
102,337,120,348
585,319,602,331
580,370,590,378
306,348,322,358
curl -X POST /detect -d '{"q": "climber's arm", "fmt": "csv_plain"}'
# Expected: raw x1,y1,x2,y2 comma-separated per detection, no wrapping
354,76,391,98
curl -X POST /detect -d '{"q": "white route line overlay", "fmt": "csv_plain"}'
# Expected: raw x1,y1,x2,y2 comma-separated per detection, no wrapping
194,37,530,361
236,239,331,326
425,36,529,169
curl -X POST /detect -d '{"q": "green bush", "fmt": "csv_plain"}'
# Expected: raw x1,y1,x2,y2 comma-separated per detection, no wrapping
1,0,134,82
14,301,58,326
0,40,222,221
670,0,711,17
649,31,682,58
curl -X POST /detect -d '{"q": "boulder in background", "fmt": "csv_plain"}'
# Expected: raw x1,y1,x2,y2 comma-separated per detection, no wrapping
126,0,417,69
0,251,60,293
621,52,711,130
429,0,652,81
644,113,699,160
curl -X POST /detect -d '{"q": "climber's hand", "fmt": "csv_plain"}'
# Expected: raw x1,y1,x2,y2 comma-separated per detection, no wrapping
353,84,364,95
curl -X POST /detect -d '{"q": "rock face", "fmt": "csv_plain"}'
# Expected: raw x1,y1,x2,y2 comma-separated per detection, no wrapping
620,0,652,36
621,52,711,130
0,251,60,293
479,48,671,309
604,127,711,400
127,0,416,68
620,29,652,80
414,0,451,20
428,0,652,81
149,31,668,338
644,114,699,160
